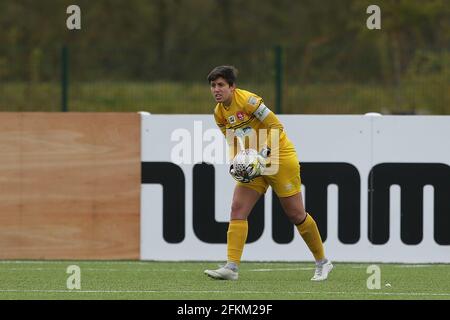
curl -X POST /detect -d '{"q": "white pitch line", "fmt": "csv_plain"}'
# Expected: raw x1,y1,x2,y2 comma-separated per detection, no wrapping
249,268,314,272
395,265,439,268
2,266,448,273
1,261,447,268
0,289,449,297
0,261,157,265
0,267,313,272
0,268,193,272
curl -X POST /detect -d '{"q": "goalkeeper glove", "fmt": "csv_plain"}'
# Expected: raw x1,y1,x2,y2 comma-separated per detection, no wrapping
256,146,270,168
259,146,271,158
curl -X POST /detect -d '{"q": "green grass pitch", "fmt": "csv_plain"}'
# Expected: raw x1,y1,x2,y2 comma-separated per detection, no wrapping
0,261,449,300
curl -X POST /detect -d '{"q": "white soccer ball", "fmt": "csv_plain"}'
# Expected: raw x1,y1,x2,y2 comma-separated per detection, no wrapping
231,149,263,182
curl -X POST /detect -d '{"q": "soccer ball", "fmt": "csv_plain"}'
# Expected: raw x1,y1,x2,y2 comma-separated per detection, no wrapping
230,149,264,183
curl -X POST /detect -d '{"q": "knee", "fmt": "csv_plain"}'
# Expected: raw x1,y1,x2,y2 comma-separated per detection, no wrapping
285,207,307,225
231,201,244,214
230,201,248,220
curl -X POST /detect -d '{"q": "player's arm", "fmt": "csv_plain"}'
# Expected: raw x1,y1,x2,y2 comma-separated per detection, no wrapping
214,110,227,136
247,98,283,157
214,109,237,160
255,103,283,156
214,109,246,181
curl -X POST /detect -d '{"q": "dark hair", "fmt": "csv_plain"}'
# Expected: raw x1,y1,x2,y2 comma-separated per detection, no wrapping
207,65,238,85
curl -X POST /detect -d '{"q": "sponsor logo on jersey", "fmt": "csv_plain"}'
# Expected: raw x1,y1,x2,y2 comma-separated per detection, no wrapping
241,126,252,135
234,127,252,138
228,115,236,124
248,96,258,106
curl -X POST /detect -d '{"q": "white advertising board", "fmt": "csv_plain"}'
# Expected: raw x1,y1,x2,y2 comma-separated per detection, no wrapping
141,114,450,262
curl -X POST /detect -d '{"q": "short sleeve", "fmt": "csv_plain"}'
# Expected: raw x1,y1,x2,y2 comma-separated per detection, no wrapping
214,106,227,135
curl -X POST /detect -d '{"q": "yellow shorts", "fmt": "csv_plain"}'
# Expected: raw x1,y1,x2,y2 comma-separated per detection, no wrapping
237,152,301,198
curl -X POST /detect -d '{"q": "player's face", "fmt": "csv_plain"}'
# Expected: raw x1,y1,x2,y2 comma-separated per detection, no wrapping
210,77,235,105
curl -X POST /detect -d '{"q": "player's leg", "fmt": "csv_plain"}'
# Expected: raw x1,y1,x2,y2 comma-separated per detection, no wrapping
270,154,333,281
204,183,264,280
278,192,333,281
278,192,326,261
227,185,261,264
278,192,323,258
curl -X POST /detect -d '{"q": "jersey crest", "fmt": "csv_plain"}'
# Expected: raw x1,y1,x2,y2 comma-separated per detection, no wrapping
236,111,245,121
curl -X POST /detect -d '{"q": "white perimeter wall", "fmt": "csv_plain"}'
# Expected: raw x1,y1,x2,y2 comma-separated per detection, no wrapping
140,114,450,262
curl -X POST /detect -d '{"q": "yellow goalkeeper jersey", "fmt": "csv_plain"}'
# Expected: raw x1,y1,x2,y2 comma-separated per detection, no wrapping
213,88,296,160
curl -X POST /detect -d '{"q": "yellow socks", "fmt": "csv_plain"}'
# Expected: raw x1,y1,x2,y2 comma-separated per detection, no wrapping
296,213,325,261
226,215,323,266
227,219,248,265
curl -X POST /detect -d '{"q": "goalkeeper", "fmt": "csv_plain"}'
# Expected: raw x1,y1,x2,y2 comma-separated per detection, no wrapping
204,66,333,281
